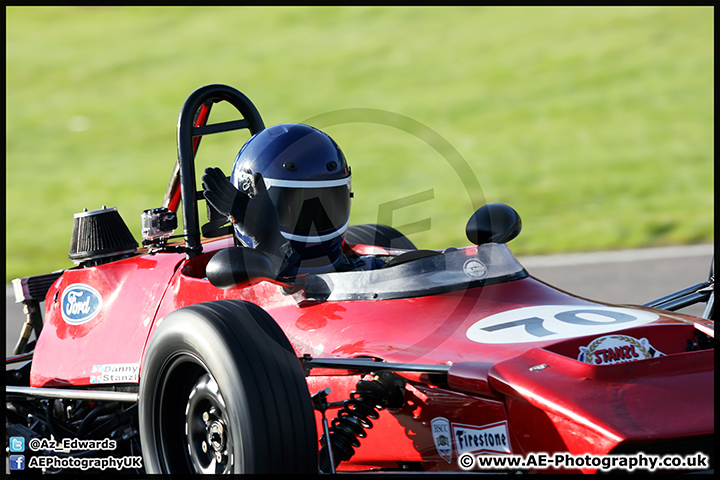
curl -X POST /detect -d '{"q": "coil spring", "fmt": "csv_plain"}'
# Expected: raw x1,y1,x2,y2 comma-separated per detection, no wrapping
319,374,403,471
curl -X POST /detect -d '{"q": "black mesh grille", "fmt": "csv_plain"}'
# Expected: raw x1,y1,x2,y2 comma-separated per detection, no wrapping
26,272,63,301
13,271,64,302
69,207,137,263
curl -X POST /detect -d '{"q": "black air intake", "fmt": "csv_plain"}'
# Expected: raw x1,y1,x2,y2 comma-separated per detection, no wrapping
69,206,138,266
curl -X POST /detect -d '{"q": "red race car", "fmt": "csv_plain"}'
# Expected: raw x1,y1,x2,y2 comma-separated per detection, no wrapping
6,84,714,475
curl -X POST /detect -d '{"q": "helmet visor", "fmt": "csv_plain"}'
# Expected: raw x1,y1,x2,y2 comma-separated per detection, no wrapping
265,178,351,242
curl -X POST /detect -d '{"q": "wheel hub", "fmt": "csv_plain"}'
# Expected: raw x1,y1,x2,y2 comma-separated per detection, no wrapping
208,418,226,452
184,373,233,473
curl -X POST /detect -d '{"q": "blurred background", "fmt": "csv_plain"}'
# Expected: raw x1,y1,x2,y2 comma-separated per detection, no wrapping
6,6,714,282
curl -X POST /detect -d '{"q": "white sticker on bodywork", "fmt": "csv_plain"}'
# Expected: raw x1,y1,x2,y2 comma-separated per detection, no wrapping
463,259,488,279
452,421,512,456
466,305,660,344
578,334,664,365
90,363,140,384
431,417,453,463
61,284,102,325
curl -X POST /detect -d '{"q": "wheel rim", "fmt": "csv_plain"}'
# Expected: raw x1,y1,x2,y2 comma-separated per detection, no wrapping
185,373,234,474
155,353,236,474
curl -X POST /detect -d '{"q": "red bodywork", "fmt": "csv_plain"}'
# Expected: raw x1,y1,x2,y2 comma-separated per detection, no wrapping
30,235,714,473
21,84,713,473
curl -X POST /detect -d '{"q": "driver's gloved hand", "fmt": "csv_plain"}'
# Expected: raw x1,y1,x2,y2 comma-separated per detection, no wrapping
202,167,289,264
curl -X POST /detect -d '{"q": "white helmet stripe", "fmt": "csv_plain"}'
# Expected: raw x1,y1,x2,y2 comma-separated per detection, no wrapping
264,177,351,189
280,220,350,243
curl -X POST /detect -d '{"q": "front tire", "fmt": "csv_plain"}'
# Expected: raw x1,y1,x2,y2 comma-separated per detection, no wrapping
139,300,317,474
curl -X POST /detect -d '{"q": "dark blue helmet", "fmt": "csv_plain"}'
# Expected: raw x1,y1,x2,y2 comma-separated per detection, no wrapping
230,123,352,271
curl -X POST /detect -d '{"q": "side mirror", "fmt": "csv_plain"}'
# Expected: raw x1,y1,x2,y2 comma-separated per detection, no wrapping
206,247,277,289
466,203,522,245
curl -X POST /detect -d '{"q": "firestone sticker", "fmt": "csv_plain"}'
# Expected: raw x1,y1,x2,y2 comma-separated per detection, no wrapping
61,284,102,325
452,421,512,456
431,417,453,463
578,334,664,365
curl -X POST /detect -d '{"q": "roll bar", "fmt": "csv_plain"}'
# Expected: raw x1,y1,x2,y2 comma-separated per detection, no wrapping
162,84,265,258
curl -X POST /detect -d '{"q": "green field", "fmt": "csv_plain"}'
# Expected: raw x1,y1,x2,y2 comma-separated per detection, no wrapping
6,6,714,282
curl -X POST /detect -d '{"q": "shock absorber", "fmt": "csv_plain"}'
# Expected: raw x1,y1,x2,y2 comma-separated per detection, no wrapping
318,372,404,472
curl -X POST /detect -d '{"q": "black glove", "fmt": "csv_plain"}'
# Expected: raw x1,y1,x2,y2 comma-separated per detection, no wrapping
202,167,283,253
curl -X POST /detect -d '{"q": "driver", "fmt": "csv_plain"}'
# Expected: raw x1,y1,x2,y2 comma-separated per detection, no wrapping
202,123,381,276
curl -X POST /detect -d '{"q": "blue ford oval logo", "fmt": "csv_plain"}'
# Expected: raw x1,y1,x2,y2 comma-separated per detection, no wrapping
61,284,103,325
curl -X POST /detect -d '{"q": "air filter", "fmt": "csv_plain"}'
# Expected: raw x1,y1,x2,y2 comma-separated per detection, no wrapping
69,206,138,266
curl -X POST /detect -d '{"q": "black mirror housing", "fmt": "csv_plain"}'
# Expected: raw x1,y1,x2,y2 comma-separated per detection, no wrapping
206,247,277,289
466,203,522,245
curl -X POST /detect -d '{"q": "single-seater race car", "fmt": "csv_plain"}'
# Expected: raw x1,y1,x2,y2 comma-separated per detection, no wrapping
6,84,714,474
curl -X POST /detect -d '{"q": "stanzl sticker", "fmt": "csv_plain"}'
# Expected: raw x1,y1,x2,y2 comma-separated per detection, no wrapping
61,284,102,325
578,334,664,365
431,417,453,463
466,305,660,344
452,421,512,456
90,364,140,384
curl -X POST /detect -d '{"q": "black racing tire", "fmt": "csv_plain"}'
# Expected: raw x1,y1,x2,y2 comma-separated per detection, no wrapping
138,300,317,474
345,224,416,250
708,255,714,321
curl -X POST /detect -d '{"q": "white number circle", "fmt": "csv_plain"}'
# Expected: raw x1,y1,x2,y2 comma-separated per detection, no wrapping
466,305,660,344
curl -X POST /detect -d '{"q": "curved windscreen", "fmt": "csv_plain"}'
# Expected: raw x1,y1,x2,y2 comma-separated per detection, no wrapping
300,243,527,301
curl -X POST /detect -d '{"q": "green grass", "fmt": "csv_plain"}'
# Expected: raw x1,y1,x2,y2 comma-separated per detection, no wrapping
6,6,714,282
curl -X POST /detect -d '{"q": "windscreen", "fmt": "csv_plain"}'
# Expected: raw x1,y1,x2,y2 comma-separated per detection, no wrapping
301,243,528,301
